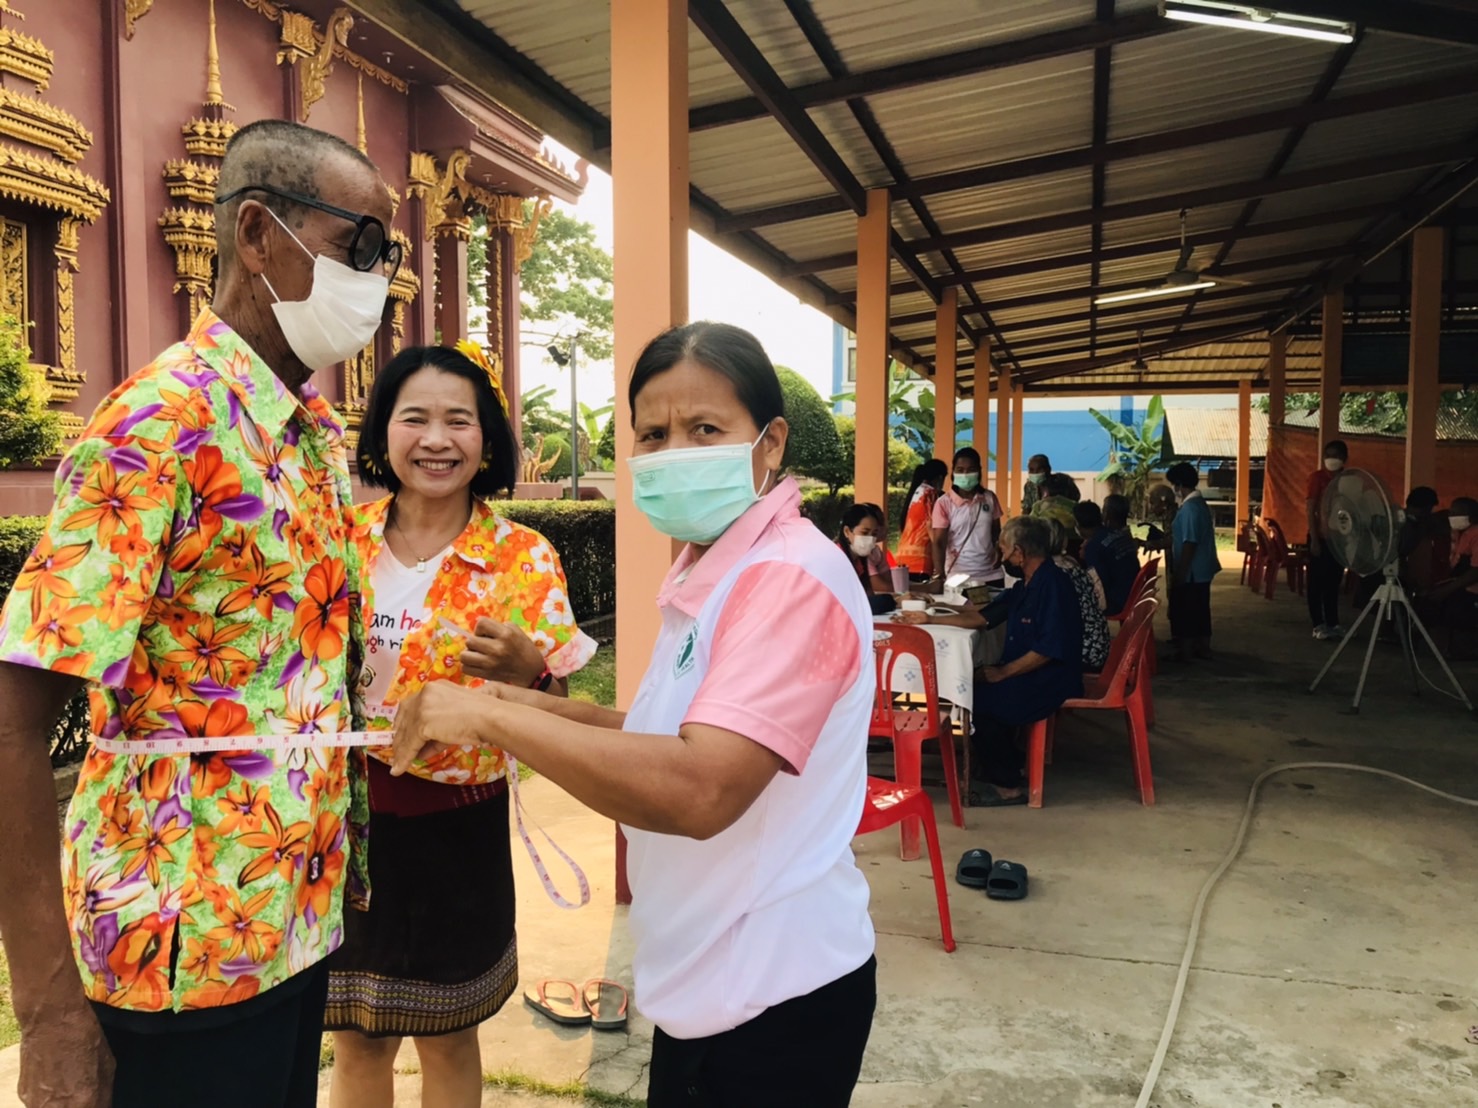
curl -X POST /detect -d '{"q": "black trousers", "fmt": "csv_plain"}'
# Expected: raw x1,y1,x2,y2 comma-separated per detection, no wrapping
1169,581,1213,642
647,956,877,1108
99,962,329,1108
1308,547,1342,627
972,712,1024,789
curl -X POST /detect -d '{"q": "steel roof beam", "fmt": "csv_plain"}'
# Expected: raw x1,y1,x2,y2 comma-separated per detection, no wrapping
1017,322,1275,384
1088,0,1115,358
687,11,1181,134
1273,1,1478,47
716,71,1478,233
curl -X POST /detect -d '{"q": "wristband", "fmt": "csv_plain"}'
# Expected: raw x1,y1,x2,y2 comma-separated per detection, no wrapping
530,667,554,692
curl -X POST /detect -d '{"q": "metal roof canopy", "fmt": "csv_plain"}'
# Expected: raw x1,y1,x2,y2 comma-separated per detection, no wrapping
358,0,1478,395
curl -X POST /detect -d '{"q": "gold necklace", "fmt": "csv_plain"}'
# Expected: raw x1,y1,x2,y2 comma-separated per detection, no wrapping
389,509,463,574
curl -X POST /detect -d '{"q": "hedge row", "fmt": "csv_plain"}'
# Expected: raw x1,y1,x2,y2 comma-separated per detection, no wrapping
799,486,910,546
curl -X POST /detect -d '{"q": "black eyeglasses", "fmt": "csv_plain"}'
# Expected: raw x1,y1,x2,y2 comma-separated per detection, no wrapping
216,184,403,282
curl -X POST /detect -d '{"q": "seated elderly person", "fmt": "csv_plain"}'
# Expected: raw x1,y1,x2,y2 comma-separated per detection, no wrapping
1047,519,1110,671
1427,497,1478,627
1078,495,1141,615
1030,472,1081,539
898,517,1082,806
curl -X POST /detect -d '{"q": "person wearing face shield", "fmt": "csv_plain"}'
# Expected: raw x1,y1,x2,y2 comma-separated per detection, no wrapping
837,502,893,595
0,120,395,1106
1305,439,1350,640
388,322,878,1107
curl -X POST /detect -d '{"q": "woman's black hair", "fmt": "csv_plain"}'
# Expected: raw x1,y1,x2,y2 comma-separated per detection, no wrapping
837,502,885,542
356,345,521,498
904,459,949,512
1046,471,1076,499
1073,500,1103,529
952,447,982,470
1165,461,1200,490
628,321,784,431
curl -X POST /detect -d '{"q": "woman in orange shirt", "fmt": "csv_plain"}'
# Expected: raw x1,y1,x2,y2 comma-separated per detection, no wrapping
897,459,948,580
327,343,596,1107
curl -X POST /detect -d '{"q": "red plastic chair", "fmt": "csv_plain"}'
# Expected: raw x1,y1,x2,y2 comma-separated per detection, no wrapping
1108,556,1159,624
1262,518,1306,597
856,778,955,953
870,626,965,853
1025,600,1158,809
1239,521,1261,587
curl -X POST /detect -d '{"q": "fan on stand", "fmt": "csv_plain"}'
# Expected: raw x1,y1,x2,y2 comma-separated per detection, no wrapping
1308,468,1472,711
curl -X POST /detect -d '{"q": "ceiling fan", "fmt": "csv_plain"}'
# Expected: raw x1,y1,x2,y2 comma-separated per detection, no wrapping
1095,209,1251,306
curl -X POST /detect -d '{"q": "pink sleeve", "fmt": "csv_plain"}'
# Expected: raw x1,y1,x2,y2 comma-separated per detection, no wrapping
866,547,889,576
931,496,951,529
684,561,862,775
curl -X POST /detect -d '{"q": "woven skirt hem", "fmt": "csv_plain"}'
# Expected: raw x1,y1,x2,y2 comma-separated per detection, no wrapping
324,936,518,1038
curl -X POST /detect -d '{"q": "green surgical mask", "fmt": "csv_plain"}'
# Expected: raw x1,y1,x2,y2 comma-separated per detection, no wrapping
628,424,773,545
1027,472,1046,485
954,473,980,492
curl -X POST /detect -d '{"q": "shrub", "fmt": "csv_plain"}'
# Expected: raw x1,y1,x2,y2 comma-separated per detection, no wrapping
832,416,921,489
799,486,909,545
595,413,616,467
491,499,614,620
541,432,573,481
0,314,62,469
0,517,91,765
775,367,843,484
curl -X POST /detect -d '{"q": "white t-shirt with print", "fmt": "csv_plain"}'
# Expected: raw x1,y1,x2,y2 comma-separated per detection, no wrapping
360,545,448,710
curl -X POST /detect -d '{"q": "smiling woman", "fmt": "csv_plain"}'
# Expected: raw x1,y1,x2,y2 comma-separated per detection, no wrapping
329,343,596,1106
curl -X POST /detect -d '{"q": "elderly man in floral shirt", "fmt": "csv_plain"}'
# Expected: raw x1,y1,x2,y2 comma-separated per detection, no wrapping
0,119,396,1107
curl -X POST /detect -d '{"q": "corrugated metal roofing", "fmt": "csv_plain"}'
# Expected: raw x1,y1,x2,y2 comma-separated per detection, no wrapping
1162,407,1271,458
445,0,1478,391
1283,407,1478,442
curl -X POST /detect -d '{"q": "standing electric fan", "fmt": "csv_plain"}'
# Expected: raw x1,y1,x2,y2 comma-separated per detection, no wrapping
1308,468,1472,711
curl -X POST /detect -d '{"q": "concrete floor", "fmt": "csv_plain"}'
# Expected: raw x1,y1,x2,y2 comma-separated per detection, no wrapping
5,562,1477,1107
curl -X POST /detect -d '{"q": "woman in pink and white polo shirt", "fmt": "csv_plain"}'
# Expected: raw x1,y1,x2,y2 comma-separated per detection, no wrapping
390,322,877,1107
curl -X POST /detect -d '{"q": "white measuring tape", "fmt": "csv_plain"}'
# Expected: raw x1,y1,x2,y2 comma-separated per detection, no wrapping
90,717,590,911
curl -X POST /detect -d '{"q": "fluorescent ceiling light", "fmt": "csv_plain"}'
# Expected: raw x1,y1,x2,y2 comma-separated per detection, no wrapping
1162,2,1356,44
1094,281,1216,306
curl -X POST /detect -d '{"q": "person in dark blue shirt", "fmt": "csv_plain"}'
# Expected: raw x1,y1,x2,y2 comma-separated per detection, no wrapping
895,518,1085,804
1077,495,1140,616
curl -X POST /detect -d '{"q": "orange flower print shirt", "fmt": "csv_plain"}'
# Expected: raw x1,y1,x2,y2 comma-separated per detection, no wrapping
354,496,596,783
0,310,368,1014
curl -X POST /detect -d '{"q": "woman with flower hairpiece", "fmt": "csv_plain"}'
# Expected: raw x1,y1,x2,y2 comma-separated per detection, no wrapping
326,343,597,1107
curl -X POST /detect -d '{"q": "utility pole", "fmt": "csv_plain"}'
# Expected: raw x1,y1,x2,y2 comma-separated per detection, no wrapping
546,335,581,499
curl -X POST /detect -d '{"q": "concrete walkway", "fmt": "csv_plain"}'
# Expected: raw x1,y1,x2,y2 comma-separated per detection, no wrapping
5,561,1478,1106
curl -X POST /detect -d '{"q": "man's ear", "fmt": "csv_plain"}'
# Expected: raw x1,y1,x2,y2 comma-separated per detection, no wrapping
235,200,272,277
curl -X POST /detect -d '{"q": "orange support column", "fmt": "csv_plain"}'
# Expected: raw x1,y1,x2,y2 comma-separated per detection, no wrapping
1235,379,1252,528
1267,331,1287,427
1406,226,1444,493
1011,387,1025,514
854,189,891,506
1319,290,1343,450
932,294,957,462
995,361,1012,509
973,337,991,469
613,0,687,905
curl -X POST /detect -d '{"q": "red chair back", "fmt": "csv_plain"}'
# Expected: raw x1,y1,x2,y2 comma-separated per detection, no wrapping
1094,597,1158,702
1110,557,1159,622
870,624,942,739
1096,594,1156,679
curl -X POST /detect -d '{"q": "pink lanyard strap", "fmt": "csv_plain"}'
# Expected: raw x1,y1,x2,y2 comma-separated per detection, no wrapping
506,756,591,910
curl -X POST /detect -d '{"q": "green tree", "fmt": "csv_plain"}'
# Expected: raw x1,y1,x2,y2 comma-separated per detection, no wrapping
775,366,843,486
1259,389,1478,435
578,401,614,471
0,314,61,469
1089,395,1165,520
832,415,921,489
832,360,973,458
468,205,614,361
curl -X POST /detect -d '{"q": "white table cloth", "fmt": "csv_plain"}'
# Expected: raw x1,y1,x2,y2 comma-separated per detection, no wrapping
872,617,1003,714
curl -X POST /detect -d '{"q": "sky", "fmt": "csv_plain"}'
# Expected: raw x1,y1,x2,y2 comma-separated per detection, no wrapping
517,147,1228,420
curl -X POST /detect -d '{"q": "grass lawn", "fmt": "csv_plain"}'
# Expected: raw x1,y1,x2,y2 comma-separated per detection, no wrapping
569,640,616,708
0,946,19,1050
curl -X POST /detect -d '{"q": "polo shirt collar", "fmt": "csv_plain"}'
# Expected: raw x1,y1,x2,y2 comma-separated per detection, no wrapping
186,308,345,447
661,476,800,618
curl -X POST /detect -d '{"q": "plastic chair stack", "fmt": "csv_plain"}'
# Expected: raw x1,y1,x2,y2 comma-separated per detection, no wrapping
1023,595,1159,809
855,778,955,953
870,624,965,862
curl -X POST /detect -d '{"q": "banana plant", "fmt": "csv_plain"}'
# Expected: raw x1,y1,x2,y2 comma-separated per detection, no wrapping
1088,394,1165,520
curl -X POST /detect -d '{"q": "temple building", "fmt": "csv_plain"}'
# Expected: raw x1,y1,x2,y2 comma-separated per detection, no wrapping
0,0,584,513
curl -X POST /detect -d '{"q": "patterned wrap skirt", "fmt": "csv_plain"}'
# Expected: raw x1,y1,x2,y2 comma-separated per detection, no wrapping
324,788,517,1038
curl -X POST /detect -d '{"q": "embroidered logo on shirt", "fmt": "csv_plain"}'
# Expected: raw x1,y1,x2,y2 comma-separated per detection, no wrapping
674,623,700,679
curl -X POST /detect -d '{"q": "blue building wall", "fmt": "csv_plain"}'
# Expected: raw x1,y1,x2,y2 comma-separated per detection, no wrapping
954,406,1149,475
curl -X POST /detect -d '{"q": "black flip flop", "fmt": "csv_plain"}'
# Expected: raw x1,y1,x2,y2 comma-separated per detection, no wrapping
955,848,993,888
986,860,1029,900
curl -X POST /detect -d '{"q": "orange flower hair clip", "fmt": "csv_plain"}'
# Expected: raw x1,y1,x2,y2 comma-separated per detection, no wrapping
454,339,509,415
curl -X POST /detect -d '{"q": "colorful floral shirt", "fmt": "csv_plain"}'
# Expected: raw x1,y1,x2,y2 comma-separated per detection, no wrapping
354,496,597,785
0,310,367,1014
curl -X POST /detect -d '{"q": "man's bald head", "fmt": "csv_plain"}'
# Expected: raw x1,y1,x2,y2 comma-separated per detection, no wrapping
215,119,379,263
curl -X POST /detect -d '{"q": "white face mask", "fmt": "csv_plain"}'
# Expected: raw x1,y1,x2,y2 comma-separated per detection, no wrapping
1323,457,1344,472
1452,516,1472,532
261,208,388,371
849,534,877,558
